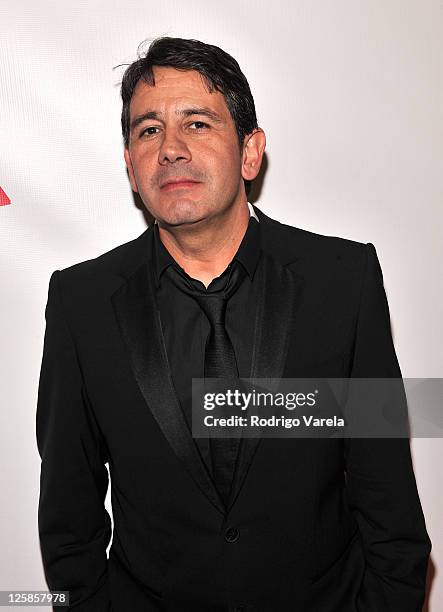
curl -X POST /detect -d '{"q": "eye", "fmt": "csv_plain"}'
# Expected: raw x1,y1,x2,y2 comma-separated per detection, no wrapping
189,121,209,130
140,126,160,137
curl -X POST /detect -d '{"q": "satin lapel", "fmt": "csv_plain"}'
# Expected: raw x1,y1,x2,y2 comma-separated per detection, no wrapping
111,250,226,516
226,251,303,512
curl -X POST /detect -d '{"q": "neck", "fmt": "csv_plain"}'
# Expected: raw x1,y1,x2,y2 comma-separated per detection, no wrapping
157,199,250,288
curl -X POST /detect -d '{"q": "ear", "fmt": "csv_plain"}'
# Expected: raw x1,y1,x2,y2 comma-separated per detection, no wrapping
124,147,139,193
241,128,266,182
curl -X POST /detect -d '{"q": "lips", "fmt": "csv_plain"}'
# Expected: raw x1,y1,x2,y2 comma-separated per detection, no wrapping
160,178,200,190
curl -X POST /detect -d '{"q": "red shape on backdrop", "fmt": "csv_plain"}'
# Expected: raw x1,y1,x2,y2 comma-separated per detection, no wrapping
0,187,11,206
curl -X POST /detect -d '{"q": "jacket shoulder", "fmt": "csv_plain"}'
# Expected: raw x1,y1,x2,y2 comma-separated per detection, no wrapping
260,210,369,270
50,228,150,297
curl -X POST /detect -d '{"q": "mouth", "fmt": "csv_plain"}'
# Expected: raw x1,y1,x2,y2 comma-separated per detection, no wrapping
160,179,201,191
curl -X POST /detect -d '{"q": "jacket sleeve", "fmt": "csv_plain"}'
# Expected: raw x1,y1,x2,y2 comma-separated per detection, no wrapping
344,243,431,612
36,270,112,611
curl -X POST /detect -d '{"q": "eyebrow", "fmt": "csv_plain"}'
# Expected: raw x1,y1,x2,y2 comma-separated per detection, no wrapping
130,107,223,133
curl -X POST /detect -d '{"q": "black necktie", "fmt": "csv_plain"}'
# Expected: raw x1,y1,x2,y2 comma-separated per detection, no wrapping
166,260,246,505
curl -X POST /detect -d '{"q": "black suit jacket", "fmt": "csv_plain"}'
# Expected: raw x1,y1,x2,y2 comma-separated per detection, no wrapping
36,204,431,611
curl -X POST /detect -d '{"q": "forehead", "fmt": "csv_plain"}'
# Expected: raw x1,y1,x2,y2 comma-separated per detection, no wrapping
130,66,229,115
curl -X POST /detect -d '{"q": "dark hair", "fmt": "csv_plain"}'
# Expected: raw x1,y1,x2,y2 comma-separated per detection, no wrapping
118,36,259,196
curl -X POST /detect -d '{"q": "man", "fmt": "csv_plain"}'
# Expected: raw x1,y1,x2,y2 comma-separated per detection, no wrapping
36,37,431,611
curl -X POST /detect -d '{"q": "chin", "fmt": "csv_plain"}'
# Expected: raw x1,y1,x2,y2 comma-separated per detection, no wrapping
160,199,211,226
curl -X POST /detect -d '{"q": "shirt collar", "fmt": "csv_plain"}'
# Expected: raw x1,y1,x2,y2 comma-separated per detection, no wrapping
153,202,261,289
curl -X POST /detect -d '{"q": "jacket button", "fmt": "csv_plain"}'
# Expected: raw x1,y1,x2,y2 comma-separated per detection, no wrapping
224,527,239,543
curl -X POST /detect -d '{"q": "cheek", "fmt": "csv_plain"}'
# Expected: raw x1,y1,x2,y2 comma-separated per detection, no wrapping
132,152,155,181
204,144,241,179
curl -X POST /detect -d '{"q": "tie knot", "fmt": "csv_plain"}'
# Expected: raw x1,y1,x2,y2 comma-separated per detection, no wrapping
166,259,247,329
192,294,227,327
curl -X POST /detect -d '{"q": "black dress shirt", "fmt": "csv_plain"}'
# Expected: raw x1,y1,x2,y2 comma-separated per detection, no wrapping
151,210,262,476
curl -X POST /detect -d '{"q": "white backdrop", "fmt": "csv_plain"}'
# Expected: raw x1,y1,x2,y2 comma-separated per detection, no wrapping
1,1,442,609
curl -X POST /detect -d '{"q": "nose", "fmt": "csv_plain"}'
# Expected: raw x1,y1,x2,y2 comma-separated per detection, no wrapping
158,126,191,165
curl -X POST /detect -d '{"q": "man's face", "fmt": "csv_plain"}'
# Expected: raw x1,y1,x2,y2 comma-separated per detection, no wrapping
124,66,249,227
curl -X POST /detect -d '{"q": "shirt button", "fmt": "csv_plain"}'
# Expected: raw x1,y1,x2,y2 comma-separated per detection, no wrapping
224,527,240,543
